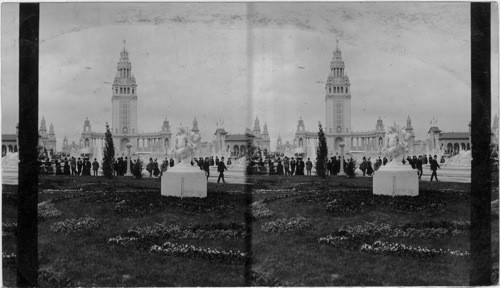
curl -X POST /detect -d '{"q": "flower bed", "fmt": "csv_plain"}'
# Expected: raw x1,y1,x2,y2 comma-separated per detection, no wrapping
262,190,323,204
150,241,247,264
360,241,469,259
253,188,296,195
81,191,246,215
2,222,17,237
50,217,99,233
40,188,84,194
38,201,63,220
251,201,275,219
291,188,469,216
319,220,471,258
109,222,246,250
261,217,310,233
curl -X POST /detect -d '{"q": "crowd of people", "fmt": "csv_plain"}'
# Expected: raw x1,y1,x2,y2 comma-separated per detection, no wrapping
38,157,100,176
246,153,445,181
38,152,445,182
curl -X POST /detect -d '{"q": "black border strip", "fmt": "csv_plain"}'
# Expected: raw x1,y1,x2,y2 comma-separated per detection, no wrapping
17,3,39,287
470,2,492,286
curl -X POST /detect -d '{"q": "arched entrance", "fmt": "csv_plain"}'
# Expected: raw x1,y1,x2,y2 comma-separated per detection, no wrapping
447,143,453,153
453,143,459,154
121,138,129,152
460,143,466,151
240,145,246,156
2,145,6,156
233,145,239,156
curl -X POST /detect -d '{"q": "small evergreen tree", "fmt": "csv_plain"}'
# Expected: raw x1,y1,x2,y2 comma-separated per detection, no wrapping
102,122,115,179
132,157,144,179
316,122,328,178
345,158,357,178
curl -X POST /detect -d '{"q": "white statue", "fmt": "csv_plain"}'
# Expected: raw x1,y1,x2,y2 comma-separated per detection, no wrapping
171,127,201,166
382,124,410,166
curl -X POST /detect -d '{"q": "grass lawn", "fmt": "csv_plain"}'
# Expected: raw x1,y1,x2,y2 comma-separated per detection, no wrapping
2,172,499,286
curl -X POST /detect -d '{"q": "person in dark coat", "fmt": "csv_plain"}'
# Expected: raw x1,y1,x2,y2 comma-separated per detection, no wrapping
169,158,175,167
268,159,275,175
55,160,62,175
296,158,305,175
215,156,220,166
366,158,374,176
203,157,210,180
284,157,290,175
217,157,228,183
198,157,204,170
81,158,86,175
440,156,446,164
290,157,296,175
77,157,83,175
70,157,77,176
227,158,232,166
147,158,154,177
153,159,160,177
416,155,423,180
63,158,70,175
430,155,440,181
160,158,168,177
305,158,313,176
85,158,92,176
277,160,284,175
383,157,388,166
360,157,367,176
92,158,100,176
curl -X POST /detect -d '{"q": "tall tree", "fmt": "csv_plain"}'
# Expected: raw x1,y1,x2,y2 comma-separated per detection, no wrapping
102,122,115,179
316,122,328,178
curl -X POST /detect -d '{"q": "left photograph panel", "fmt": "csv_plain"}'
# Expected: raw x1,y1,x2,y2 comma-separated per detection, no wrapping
2,3,252,286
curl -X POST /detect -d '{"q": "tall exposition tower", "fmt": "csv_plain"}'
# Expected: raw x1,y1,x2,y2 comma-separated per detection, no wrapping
294,41,385,156
112,43,138,136
325,40,351,135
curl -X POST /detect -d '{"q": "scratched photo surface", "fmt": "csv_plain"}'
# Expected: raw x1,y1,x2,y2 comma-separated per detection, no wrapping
2,2,499,286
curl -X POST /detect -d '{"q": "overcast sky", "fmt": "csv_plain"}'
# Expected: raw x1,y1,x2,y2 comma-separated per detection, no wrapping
2,3,499,150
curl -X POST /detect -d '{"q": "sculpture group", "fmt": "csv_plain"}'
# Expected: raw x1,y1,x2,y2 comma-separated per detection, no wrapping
382,123,412,166
170,127,201,167
161,126,206,198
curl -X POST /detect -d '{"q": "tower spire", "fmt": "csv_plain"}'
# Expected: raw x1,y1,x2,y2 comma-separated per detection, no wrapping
325,40,351,134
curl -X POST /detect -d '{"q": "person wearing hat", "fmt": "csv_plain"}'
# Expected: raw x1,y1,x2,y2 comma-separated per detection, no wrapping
430,155,441,181
203,157,210,180
217,156,228,183
92,158,100,176
416,155,423,180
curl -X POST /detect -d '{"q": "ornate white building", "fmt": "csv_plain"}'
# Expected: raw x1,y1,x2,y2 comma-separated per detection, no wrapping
79,44,174,156
293,42,386,157
199,116,271,158
38,116,57,152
